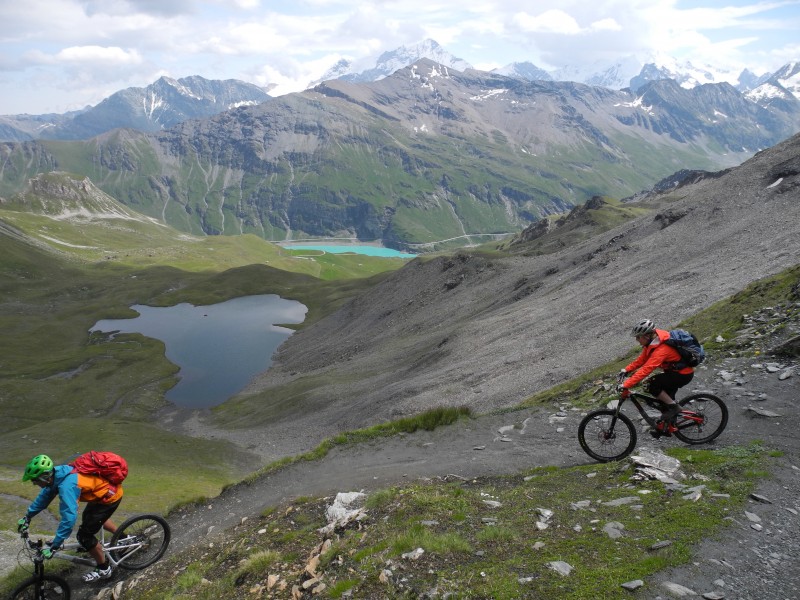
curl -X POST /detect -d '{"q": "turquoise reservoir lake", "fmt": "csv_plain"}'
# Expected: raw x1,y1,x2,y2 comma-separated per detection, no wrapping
281,244,417,258
90,295,307,409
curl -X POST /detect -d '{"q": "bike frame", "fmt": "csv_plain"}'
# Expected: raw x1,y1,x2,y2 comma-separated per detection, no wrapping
616,391,703,433
52,528,141,569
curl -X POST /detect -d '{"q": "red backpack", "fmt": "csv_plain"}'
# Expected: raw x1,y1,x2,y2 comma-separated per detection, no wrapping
70,451,128,485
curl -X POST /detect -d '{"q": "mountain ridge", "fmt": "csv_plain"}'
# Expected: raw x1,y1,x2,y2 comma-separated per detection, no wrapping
0,75,270,142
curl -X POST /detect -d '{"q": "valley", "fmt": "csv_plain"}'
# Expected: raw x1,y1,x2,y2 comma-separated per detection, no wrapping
0,185,407,525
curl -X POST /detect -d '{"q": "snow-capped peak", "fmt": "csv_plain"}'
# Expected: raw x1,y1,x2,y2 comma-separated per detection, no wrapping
374,39,471,74
308,39,797,104
312,39,471,87
493,62,552,82
772,61,800,98
551,55,643,89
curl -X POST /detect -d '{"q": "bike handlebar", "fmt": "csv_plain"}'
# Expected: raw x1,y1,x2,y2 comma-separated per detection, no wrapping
20,530,50,560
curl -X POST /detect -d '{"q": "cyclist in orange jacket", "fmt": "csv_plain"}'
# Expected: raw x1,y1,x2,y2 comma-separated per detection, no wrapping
619,319,694,437
17,454,122,582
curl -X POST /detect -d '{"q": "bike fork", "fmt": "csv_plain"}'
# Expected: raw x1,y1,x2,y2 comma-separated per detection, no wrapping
604,414,621,439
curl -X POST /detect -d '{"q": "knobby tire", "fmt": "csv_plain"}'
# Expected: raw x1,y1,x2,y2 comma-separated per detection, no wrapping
110,514,171,570
578,409,638,462
673,393,728,444
10,574,70,600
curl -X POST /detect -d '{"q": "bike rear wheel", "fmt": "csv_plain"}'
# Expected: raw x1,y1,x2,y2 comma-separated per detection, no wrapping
10,574,70,600
673,393,728,444
578,409,638,462
110,514,171,570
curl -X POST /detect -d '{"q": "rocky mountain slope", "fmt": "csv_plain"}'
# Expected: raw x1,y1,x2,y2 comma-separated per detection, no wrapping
201,131,800,463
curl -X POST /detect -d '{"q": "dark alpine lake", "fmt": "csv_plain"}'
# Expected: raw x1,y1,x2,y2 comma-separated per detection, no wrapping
90,294,307,409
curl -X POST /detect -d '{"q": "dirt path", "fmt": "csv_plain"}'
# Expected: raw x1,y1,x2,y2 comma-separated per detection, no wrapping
173,363,798,520
168,406,583,546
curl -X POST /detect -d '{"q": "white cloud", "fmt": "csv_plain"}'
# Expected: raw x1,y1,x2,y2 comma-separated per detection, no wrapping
514,10,582,35
590,18,622,32
0,0,798,114
78,0,196,17
56,46,144,65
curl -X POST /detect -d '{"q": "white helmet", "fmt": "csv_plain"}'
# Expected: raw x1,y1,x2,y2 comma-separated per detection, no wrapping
631,319,655,337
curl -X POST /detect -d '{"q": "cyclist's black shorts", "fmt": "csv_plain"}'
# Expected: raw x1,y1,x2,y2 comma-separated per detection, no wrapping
77,499,122,550
646,371,694,400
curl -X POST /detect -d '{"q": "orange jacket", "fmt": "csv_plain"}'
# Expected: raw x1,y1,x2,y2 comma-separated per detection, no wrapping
76,472,124,504
622,329,693,388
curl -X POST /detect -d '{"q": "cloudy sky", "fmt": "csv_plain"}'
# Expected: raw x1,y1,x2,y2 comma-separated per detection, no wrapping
1,0,798,115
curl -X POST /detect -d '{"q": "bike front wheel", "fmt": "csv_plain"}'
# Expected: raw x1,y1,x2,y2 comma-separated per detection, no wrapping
10,574,70,600
674,393,728,444
578,409,638,462
110,514,171,570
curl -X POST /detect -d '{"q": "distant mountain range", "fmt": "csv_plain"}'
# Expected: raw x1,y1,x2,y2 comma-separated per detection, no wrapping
0,39,797,144
320,39,800,99
2,58,798,250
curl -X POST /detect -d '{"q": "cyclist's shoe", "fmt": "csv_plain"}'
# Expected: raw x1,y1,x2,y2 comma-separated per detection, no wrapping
661,404,681,423
82,564,113,582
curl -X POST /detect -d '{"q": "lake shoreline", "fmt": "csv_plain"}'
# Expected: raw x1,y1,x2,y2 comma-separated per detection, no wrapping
278,241,416,258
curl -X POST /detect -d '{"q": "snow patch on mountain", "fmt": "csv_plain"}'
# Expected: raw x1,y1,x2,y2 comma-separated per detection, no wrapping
614,96,655,116
409,62,453,91
746,83,789,103
228,100,261,109
470,88,509,102
164,77,204,101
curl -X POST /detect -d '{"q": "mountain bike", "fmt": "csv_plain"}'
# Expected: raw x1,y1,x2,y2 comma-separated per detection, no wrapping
11,513,170,599
577,387,728,462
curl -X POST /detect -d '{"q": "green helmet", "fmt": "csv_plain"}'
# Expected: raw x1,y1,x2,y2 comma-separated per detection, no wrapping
22,454,54,482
